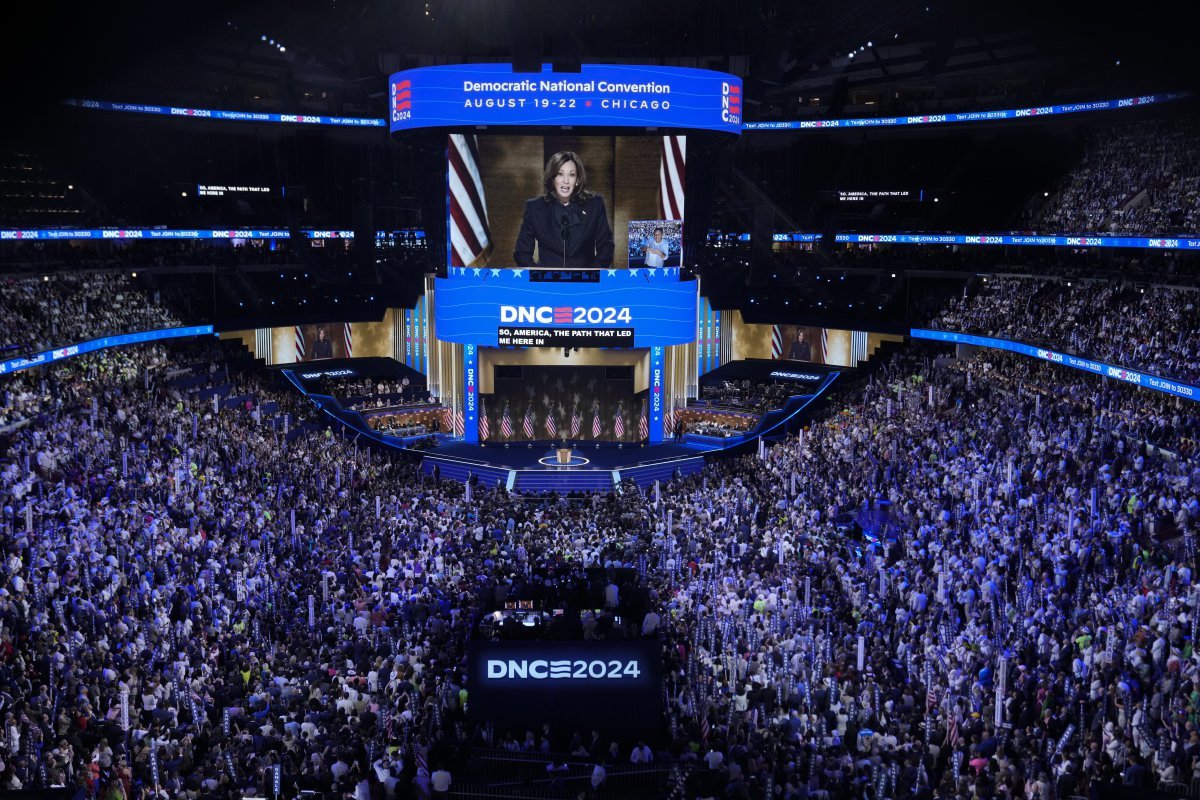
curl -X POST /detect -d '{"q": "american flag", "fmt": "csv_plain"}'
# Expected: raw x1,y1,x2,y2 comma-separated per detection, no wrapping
500,403,513,439
664,400,676,437
819,327,829,364
344,322,353,358
614,407,625,440
591,403,602,439
448,134,493,268
522,404,535,439
770,325,783,359
294,325,306,362
569,404,581,438
454,409,464,437
657,135,686,222
700,713,710,742
478,400,489,441
638,398,648,440
544,408,557,439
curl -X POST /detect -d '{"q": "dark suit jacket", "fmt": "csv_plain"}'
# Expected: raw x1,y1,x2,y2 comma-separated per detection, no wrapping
513,194,615,269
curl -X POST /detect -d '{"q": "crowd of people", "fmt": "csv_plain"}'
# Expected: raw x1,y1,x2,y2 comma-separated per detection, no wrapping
1036,117,1200,236
1,309,1198,800
931,276,1200,384
311,377,434,413
0,274,182,359
697,381,797,415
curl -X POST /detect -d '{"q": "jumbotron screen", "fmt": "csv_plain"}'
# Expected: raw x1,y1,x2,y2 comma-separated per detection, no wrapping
446,132,687,272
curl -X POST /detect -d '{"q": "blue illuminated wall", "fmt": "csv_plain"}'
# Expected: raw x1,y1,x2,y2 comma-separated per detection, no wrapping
697,296,723,375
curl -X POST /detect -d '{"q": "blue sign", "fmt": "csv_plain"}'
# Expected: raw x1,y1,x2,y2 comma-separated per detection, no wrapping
649,346,664,443
434,269,696,348
463,344,479,443
0,228,423,241
745,91,1191,130
0,325,214,376
388,64,742,134
837,233,1200,250
64,99,384,127
910,328,1200,402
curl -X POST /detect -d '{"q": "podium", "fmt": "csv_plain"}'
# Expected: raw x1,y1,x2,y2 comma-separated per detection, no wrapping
555,447,573,465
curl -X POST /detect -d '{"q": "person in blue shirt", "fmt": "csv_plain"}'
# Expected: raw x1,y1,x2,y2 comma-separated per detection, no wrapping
641,227,669,268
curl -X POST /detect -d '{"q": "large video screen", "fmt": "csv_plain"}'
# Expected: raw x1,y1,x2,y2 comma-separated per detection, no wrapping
434,270,696,348
390,64,741,133
447,133,686,271
468,641,663,745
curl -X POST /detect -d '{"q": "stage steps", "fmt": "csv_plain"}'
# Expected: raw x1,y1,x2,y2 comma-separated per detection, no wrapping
620,456,705,487
421,456,511,489
512,469,616,493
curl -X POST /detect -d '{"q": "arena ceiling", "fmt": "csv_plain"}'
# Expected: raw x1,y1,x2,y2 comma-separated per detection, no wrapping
6,0,1196,125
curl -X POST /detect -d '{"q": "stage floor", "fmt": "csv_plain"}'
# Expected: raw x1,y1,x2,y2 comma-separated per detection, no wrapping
428,440,716,471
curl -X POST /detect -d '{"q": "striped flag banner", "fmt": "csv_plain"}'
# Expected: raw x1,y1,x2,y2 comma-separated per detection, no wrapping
544,409,557,439
658,135,687,222
591,405,602,439
770,325,783,360
454,409,464,437
448,134,493,268
522,405,535,439
295,325,306,362
500,404,513,439
478,400,490,441
614,409,625,440
344,322,353,358
569,404,581,438
664,400,676,437
638,399,648,440
819,327,829,364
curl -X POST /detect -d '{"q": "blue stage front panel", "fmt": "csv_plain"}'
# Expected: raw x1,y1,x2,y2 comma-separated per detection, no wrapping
434,270,697,348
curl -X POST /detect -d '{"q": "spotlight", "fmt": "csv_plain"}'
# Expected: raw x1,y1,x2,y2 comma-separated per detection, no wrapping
1043,191,1049,197
67,184,73,190
867,41,873,47
131,272,137,278
181,191,188,197
279,46,286,53
261,35,267,41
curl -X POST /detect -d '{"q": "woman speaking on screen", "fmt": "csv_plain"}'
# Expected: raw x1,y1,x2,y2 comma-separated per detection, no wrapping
513,150,615,269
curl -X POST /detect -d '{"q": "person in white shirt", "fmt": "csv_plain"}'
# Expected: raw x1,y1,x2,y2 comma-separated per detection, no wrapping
642,228,669,268
430,763,452,797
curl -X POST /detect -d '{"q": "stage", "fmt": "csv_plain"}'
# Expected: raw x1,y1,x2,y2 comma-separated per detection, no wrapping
280,358,848,494
421,440,719,492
